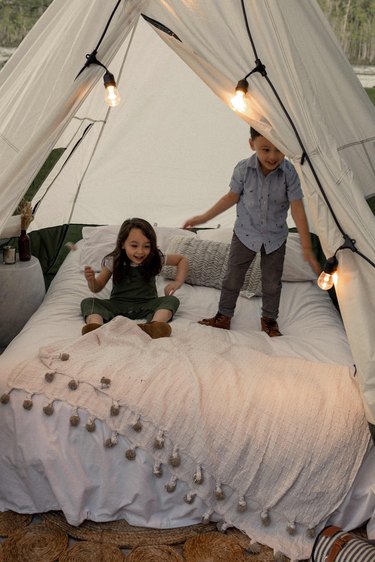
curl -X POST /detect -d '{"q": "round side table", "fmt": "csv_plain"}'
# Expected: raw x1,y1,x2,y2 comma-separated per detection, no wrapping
0,255,46,348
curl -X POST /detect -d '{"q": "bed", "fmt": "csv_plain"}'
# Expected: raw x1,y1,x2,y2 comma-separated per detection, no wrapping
0,225,374,561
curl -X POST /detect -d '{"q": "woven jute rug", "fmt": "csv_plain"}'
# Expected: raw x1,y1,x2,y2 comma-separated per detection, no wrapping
0,510,32,536
183,532,248,562
42,511,217,549
59,540,125,561
1,522,68,562
126,544,184,561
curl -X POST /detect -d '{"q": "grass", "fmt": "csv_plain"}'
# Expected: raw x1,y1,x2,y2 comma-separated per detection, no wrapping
365,87,375,105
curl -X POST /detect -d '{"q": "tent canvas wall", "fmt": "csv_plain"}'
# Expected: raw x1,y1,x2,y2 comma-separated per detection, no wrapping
0,0,374,433
26,15,250,230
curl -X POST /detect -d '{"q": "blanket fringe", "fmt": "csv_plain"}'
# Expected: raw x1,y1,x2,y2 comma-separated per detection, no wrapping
105,432,118,448
125,447,136,460
261,509,271,527
45,371,55,383
70,407,80,426
169,447,181,467
183,491,196,504
153,461,163,477
215,482,225,501
68,379,79,390
86,416,96,432
23,395,33,410
165,475,177,493
202,508,214,524
193,464,203,485
246,541,261,554
154,430,165,449
132,417,143,432
2,382,327,551
43,402,54,416
110,401,120,416
237,495,247,512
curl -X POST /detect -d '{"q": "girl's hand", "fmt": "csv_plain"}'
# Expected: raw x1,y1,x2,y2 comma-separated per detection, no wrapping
164,281,180,296
84,265,112,293
84,266,95,281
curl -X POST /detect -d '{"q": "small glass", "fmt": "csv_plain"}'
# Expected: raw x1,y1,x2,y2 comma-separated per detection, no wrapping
2,246,16,264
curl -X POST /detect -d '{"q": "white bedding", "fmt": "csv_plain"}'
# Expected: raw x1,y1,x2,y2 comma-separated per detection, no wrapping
1,238,374,560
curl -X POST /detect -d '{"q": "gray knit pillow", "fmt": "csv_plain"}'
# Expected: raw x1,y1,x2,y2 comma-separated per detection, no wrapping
162,236,262,297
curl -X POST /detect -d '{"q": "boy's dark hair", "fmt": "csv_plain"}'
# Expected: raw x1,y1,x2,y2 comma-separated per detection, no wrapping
105,217,163,284
250,127,261,140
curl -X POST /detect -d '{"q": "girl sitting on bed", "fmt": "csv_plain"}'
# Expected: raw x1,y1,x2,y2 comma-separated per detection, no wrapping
81,218,189,338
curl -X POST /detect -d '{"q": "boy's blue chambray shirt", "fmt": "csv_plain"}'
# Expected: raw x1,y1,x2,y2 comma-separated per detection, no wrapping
229,153,303,254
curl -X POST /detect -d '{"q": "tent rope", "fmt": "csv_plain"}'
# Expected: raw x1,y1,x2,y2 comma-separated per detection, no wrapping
239,0,375,270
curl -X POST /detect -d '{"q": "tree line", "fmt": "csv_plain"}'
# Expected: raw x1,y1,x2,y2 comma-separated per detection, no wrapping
317,0,375,64
0,0,53,47
0,0,374,65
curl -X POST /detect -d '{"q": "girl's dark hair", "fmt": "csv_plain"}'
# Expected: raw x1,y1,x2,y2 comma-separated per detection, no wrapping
104,218,163,284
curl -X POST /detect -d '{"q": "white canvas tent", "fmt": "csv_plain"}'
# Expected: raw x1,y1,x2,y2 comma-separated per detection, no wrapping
0,0,374,430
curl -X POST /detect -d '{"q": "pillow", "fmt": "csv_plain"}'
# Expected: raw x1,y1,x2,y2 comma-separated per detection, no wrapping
282,232,318,281
197,228,233,244
162,235,262,297
197,227,232,243
80,225,196,272
197,228,317,282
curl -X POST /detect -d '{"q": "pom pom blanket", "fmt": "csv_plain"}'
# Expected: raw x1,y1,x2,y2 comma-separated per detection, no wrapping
7,317,370,559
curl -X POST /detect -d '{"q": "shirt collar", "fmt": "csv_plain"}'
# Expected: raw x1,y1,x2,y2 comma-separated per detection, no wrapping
248,153,286,174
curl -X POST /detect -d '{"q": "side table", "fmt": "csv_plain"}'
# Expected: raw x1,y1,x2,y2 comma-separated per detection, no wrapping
0,255,46,348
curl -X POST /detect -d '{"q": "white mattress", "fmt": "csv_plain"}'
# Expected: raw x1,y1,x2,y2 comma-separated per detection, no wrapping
0,240,374,560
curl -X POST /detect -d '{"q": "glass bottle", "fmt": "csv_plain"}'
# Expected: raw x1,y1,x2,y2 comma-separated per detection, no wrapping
18,229,31,261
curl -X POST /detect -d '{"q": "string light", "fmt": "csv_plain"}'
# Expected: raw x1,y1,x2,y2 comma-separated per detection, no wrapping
230,60,267,113
75,0,123,106
317,235,358,291
237,0,375,280
317,256,338,290
76,52,121,107
103,70,121,107
231,79,249,112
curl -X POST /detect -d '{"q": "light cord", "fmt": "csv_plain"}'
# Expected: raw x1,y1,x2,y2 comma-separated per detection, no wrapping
239,0,375,268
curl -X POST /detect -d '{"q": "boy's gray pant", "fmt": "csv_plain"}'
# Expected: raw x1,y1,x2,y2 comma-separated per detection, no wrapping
218,232,286,320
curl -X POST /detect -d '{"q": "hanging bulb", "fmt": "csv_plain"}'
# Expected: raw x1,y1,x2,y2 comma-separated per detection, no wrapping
317,255,338,290
103,71,121,107
230,79,249,112
231,90,247,112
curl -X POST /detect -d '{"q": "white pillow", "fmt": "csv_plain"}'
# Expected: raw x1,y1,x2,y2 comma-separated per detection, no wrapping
283,232,318,281
198,228,317,282
80,225,196,272
197,227,233,243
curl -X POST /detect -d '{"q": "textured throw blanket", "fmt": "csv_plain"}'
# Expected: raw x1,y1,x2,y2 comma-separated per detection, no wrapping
8,316,370,559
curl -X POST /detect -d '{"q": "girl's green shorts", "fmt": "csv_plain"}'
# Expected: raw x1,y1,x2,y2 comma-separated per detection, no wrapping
81,295,180,323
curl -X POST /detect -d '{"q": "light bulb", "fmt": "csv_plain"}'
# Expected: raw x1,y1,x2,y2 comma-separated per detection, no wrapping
230,90,247,112
104,84,121,107
103,71,121,107
230,78,249,113
317,271,334,290
317,256,338,290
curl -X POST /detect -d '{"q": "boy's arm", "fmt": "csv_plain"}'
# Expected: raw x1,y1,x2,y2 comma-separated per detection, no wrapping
290,199,321,275
183,190,239,228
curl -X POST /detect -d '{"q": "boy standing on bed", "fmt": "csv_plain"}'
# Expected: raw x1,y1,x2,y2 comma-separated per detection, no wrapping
183,127,321,337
